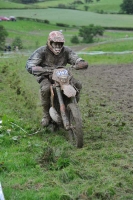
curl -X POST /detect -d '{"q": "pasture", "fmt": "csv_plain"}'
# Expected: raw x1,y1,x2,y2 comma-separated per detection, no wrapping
1,8,133,27
1,52,133,200
2,19,133,51
0,0,123,13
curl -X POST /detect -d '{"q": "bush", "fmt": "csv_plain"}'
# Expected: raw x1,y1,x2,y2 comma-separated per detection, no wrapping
95,25,104,36
120,0,133,14
56,23,69,27
0,25,8,51
71,35,79,44
71,0,84,4
58,4,66,8
18,17,50,24
12,37,23,50
79,24,104,43
44,19,49,24
84,6,89,11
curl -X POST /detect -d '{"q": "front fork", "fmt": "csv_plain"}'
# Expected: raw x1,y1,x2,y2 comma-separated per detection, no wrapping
55,86,70,130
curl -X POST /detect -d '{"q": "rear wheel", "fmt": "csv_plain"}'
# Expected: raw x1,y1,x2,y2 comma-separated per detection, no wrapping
67,103,83,148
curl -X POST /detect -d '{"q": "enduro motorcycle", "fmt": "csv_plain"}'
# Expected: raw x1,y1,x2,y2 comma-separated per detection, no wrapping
32,66,83,148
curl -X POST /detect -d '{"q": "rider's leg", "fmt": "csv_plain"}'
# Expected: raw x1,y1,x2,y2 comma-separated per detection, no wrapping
71,77,82,102
40,78,51,127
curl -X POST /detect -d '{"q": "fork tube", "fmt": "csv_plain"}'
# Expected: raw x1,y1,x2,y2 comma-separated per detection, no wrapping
50,85,54,107
56,86,70,130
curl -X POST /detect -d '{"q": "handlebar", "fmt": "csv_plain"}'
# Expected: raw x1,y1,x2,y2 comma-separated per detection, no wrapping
32,65,78,76
32,66,53,76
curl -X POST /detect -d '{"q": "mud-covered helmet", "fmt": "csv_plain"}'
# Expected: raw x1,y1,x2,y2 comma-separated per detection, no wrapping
47,31,65,55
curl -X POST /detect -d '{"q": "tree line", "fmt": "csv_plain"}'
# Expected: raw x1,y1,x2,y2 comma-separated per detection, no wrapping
10,0,38,3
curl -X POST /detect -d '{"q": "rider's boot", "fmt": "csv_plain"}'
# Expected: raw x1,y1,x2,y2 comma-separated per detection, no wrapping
41,106,50,127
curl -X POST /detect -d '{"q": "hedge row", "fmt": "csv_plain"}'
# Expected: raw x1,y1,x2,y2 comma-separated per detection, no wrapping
103,26,133,31
17,17,50,24
17,17,70,27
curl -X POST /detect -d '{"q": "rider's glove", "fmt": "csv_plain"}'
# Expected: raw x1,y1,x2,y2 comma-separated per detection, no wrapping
73,58,88,70
27,67,32,74
45,69,53,73
32,66,53,75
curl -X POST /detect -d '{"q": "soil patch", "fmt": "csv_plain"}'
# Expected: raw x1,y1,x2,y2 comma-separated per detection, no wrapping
77,63,133,123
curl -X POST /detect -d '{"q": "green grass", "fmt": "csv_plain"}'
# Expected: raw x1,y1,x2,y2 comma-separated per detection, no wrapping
2,19,133,57
1,8,133,27
0,0,123,13
0,0,41,9
105,30,133,39
1,20,133,54
80,53,133,65
83,40,133,52
1,20,76,49
86,0,123,13
0,0,31,9
1,54,133,199
79,36,133,65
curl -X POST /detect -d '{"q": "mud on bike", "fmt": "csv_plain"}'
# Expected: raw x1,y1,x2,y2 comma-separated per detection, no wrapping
33,66,83,148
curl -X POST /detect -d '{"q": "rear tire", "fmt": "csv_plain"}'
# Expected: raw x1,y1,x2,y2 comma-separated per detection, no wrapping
67,103,83,148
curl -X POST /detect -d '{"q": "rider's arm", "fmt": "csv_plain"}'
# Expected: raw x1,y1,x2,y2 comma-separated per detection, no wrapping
25,46,45,74
66,47,88,70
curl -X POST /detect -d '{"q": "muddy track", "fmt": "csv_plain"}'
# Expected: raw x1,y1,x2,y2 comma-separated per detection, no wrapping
71,44,133,124
76,63,133,124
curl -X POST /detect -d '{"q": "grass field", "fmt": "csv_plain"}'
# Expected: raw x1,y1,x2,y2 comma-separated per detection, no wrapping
2,20,133,51
1,20,79,49
1,52,133,200
0,0,123,13
1,8,133,28
0,0,30,9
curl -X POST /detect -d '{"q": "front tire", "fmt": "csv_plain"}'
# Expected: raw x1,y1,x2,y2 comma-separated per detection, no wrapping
67,103,83,148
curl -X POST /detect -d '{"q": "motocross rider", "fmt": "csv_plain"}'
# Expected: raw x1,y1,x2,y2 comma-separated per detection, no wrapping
26,31,88,127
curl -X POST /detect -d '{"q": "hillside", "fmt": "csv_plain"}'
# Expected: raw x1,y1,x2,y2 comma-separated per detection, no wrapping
1,55,133,199
0,0,123,13
1,8,133,28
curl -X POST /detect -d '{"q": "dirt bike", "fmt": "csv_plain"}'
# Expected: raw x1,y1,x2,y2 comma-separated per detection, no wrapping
32,66,83,148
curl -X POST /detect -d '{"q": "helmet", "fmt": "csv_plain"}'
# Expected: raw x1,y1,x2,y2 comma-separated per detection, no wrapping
47,31,65,55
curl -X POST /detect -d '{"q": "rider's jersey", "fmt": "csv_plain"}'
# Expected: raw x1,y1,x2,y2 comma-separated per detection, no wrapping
26,45,79,74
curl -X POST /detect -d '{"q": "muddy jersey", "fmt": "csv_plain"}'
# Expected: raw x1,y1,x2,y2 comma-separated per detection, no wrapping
26,45,79,74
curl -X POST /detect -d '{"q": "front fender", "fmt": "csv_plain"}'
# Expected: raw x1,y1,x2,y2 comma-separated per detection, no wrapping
62,84,76,98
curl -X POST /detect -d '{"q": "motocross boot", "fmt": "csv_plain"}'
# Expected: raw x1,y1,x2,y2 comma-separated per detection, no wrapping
41,110,50,127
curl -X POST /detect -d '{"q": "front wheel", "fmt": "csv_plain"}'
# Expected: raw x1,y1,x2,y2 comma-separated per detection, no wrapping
67,103,83,148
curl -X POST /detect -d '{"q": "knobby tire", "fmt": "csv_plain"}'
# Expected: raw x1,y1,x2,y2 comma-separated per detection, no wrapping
67,103,83,148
